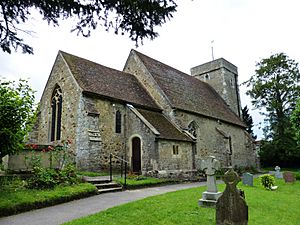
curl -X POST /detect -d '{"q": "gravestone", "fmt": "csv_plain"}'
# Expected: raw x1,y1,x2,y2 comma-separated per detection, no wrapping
274,166,283,179
283,171,296,183
216,168,248,225
198,156,222,207
242,173,253,186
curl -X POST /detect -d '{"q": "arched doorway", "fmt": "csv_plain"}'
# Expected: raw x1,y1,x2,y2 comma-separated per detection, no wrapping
131,137,141,173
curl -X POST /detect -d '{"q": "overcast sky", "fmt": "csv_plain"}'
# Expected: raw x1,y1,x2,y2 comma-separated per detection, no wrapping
1,0,300,139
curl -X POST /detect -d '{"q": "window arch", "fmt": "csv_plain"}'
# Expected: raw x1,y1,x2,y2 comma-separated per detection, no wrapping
50,86,62,141
115,110,122,133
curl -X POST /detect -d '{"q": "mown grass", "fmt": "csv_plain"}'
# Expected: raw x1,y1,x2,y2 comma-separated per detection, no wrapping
115,176,177,189
0,183,97,217
64,178,300,225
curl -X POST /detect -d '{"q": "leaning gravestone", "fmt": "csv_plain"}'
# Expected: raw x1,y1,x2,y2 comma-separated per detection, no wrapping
216,168,248,225
198,156,222,207
275,166,283,179
242,173,253,187
283,171,296,183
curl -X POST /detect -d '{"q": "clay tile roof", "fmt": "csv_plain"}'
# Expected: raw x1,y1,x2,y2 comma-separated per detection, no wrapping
137,109,193,142
60,51,159,110
133,50,245,127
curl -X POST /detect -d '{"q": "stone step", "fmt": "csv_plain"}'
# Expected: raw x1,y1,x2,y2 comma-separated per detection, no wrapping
97,186,123,194
94,182,122,190
82,176,111,184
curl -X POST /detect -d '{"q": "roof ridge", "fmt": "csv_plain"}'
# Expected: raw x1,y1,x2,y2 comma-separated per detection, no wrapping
132,49,211,86
60,50,135,77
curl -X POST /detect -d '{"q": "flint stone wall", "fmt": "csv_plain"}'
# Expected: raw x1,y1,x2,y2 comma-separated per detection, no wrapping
170,110,257,169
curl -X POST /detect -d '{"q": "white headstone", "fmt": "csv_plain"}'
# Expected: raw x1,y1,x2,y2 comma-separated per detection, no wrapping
199,156,222,207
275,166,283,179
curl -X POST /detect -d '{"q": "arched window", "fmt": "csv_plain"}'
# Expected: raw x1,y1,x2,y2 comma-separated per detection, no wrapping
50,86,62,141
188,121,198,138
115,110,121,133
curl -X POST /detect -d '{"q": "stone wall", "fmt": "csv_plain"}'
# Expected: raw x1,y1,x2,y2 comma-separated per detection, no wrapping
157,140,193,170
76,97,127,171
172,110,257,169
126,107,157,173
123,51,173,115
31,53,82,160
191,58,242,118
7,151,59,171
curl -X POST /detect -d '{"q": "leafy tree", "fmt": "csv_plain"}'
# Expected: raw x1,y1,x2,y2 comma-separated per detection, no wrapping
245,53,300,166
0,0,177,54
0,78,36,162
291,98,300,145
241,105,257,139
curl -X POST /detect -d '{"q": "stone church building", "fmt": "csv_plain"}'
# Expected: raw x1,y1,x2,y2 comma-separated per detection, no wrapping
29,50,257,176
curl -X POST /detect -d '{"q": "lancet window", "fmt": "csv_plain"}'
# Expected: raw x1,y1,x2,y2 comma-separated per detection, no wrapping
50,86,62,141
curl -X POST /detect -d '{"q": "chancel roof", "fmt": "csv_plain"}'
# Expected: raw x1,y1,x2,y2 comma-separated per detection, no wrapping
132,50,245,127
60,51,159,110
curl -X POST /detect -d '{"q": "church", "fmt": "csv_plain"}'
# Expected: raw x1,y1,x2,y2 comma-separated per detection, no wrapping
29,49,258,177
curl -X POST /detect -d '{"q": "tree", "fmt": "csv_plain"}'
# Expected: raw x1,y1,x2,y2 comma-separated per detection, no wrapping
291,98,300,145
245,53,300,166
241,105,257,139
0,0,177,54
0,78,36,162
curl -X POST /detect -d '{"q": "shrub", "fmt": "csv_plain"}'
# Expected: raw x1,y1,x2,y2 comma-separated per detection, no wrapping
27,164,79,189
259,174,275,190
295,171,300,180
28,167,58,189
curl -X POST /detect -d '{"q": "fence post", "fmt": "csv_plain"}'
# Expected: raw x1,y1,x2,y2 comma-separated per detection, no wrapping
109,153,112,182
124,161,127,188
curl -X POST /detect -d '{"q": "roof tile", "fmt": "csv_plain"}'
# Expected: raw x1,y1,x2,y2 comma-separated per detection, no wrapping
60,51,159,110
133,50,245,127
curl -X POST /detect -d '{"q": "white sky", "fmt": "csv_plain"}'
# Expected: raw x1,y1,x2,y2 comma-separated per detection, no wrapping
1,0,300,139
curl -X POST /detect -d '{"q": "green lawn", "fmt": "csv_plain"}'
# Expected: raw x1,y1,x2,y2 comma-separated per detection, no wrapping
64,178,300,225
0,183,97,217
115,176,177,189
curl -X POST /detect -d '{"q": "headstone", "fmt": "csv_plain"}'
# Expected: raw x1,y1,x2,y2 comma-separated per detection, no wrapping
274,166,283,179
242,173,253,186
216,168,248,225
268,171,275,176
198,156,222,207
283,171,296,183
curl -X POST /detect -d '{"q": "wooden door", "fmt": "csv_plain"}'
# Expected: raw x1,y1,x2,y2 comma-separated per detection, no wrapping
132,137,141,173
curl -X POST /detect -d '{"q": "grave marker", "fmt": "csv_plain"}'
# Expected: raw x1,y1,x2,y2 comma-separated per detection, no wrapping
216,168,248,225
275,166,283,179
198,156,222,207
242,173,253,186
283,171,295,183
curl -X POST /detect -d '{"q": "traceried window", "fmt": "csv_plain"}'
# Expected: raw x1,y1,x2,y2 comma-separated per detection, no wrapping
115,110,122,133
50,86,62,141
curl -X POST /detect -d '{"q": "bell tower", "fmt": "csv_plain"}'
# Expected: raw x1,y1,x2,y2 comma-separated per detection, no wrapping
190,58,242,118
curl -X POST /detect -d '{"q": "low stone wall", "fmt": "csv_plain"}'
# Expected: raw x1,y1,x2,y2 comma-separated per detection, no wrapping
7,151,60,171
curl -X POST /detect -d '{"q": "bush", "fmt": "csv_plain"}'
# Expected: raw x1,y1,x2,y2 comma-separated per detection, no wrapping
259,174,275,190
295,171,300,180
27,164,79,189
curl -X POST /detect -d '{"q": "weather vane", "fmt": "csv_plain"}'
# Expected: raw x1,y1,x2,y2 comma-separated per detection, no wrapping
211,40,215,60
